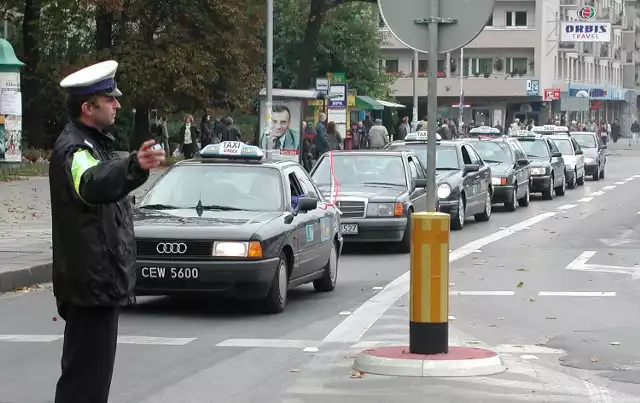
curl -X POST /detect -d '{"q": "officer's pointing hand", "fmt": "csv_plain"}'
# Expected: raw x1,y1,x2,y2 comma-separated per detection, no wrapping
137,140,165,170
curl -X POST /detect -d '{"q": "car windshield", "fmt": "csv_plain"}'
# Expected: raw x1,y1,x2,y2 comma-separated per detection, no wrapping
385,144,460,170
518,139,549,158
551,139,574,155
572,133,597,148
469,141,512,163
139,165,283,211
312,154,407,186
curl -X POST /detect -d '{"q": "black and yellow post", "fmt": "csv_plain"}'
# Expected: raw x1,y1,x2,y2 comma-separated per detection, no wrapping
409,212,450,355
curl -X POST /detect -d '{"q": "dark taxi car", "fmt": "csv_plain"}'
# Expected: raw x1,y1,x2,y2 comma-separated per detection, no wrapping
133,142,342,314
384,132,492,230
513,133,566,200
309,150,427,252
464,137,531,211
571,131,607,180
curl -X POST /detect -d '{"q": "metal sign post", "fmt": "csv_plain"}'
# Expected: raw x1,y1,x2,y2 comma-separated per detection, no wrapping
264,0,274,160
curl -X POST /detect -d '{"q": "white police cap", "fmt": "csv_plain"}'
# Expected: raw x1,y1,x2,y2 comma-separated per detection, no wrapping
60,60,122,97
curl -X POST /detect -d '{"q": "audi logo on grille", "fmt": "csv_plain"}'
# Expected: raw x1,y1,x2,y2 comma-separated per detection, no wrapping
156,243,187,254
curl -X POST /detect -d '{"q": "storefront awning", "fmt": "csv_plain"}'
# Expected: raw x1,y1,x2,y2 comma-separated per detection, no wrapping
355,95,384,110
376,99,406,108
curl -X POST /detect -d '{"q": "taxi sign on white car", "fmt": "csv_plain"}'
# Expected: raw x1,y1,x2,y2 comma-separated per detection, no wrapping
404,131,442,141
530,125,570,134
200,141,264,160
469,126,501,135
510,129,539,137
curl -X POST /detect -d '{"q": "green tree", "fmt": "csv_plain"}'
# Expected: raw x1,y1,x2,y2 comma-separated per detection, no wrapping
274,0,391,97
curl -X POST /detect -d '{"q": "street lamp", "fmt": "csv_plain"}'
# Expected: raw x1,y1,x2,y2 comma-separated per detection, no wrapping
265,0,274,157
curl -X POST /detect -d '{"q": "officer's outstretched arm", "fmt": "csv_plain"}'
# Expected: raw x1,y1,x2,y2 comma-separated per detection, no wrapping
66,147,149,205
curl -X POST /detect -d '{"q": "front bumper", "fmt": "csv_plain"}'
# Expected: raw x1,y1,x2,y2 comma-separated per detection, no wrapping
340,217,407,243
438,199,459,218
565,168,576,183
134,257,280,299
530,175,552,192
491,185,515,203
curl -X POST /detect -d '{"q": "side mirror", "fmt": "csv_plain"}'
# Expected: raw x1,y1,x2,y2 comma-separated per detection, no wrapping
414,178,427,188
464,164,480,174
296,196,318,212
599,144,607,150
517,158,529,166
575,149,584,155
551,152,562,158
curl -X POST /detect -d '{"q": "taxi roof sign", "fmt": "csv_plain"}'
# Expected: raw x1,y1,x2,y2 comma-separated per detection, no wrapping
405,131,442,142
530,125,570,133
510,129,538,137
200,141,264,160
469,126,501,134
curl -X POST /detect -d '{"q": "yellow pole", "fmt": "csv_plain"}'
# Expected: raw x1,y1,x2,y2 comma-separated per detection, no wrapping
409,212,450,354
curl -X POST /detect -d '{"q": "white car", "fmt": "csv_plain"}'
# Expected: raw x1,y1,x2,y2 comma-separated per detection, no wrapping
546,134,585,188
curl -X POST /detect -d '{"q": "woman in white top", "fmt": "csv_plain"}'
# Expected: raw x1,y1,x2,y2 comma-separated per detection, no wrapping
179,114,199,159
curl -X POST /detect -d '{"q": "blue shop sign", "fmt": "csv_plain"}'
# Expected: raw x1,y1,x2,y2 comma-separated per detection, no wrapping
568,85,622,100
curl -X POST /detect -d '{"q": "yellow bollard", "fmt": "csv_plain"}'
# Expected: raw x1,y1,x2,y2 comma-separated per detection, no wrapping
409,212,450,355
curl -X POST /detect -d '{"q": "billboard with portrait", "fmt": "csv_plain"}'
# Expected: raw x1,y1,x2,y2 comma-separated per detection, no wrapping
258,100,302,162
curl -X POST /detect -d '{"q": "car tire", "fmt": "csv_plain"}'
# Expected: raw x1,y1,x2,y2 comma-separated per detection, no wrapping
568,171,576,189
262,251,289,314
451,196,465,230
505,186,517,212
518,185,530,207
599,167,605,179
398,210,412,253
474,191,492,222
577,170,585,186
543,176,555,200
593,166,600,181
314,241,338,292
555,174,566,196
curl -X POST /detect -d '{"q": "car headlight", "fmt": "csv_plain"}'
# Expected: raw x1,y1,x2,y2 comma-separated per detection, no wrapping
366,202,403,217
437,184,451,199
585,157,594,163
491,177,508,185
213,241,262,258
531,167,546,175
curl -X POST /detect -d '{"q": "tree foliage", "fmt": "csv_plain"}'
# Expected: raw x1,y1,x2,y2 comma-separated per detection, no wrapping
273,0,391,97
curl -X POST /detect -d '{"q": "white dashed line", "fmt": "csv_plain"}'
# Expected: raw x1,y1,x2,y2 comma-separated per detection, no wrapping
451,291,515,296
215,339,316,348
0,335,62,342
578,197,593,202
589,191,605,196
601,185,616,190
557,204,578,211
625,177,635,181
338,311,352,316
615,181,626,185
537,291,616,297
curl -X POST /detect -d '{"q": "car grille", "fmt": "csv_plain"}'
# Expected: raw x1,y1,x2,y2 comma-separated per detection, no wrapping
337,200,366,218
136,239,213,260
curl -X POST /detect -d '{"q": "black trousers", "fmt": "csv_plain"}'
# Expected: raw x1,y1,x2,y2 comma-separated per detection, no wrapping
54,303,120,403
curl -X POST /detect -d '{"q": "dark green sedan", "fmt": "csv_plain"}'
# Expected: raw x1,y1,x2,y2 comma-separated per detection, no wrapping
133,142,343,314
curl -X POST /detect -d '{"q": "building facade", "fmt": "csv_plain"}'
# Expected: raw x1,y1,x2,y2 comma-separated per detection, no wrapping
379,0,640,130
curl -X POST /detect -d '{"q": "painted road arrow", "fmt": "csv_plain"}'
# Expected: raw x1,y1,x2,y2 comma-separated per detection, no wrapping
566,251,640,279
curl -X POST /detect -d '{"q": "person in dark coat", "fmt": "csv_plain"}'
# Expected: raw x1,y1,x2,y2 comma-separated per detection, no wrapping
178,114,199,159
52,60,165,403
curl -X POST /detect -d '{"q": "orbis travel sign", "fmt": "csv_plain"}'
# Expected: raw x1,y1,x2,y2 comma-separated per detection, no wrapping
560,22,611,42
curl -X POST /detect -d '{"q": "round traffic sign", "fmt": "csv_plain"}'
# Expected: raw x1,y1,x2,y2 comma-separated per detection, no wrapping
378,0,495,54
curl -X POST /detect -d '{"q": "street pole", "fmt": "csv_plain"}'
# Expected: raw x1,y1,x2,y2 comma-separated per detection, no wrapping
425,0,439,212
459,47,464,134
413,49,419,131
265,0,274,157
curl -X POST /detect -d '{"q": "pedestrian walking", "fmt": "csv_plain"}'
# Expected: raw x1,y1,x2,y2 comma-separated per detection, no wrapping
50,60,165,403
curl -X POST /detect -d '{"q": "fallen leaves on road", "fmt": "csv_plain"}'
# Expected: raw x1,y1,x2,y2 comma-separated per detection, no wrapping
466,340,482,345
529,298,536,302
610,342,621,346
590,357,600,363
289,369,300,373
546,316,557,320
350,371,364,379
517,281,524,287
517,268,529,272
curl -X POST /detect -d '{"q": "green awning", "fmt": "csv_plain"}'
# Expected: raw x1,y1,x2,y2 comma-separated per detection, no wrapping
355,95,384,110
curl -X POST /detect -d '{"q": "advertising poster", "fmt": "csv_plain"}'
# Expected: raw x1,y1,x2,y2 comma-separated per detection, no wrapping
258,99,302,162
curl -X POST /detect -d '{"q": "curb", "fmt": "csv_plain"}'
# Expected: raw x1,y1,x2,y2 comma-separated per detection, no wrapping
0,263,52,293
352,345,506,377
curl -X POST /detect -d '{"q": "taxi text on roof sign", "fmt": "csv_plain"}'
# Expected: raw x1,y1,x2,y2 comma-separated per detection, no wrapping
530,125,569,133
510,129,536,137
200,141,264,160
405,131,442,141
469,126,500,134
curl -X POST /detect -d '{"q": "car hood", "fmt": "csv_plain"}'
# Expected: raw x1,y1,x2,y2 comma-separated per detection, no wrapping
133,208,282,239
317,184,406,201
435,170,460,183
486,162,511,177
581,147,598,159
527,156,551,167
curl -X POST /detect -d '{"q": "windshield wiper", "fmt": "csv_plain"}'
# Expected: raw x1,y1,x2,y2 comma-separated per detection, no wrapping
139,204,180,210
196,204,243,211
363,181,403,186
483,159,503,163
436,167,459,170
527,154,541,158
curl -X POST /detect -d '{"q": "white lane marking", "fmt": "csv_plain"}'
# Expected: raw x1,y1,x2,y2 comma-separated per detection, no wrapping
578,197,593,202
625,177,635,181
634,174,640,178
0,334,62,342
116,336,196,345
601,185,616,190
566,251,597,270
215,339,317,348
451,291,515,296
557,204,578,210
589,191,605,196
322,212,557,343
493,345,565,354
615,181,626,185
538,291,616,297
338,311,351,315
584,380,614,403
303,347,319,353
521,355,538,360
566,251,640,279
372,287,383,290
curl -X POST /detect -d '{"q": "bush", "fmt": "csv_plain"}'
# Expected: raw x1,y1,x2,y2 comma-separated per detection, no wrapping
22,148,52,162
0,161,49,181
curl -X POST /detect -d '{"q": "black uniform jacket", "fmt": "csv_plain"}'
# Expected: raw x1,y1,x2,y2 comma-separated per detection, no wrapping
49,121,149,306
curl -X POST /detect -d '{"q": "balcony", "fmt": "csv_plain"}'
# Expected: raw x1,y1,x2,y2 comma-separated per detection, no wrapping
560,0,578,5
559,42,577,52
614,47,622,60
625,51,635,63
389,74,538,98
599,43,611,58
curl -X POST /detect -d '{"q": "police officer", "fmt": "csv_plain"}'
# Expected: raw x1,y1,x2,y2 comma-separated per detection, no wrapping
50,60,165,403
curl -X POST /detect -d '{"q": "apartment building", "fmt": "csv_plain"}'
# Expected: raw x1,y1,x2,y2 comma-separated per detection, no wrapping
379,0,640,128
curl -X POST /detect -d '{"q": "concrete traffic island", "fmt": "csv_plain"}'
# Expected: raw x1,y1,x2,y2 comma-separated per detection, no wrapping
352,345,505,377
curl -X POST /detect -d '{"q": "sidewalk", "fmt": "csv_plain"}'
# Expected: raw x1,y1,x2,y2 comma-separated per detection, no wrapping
0,170,164,293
